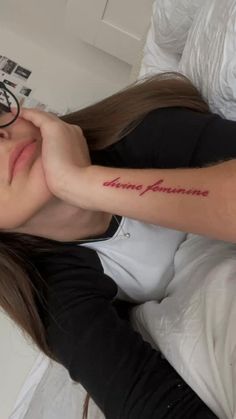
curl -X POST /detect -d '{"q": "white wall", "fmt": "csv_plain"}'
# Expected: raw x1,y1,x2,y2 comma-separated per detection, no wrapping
0,5,132,112
0,2,133,417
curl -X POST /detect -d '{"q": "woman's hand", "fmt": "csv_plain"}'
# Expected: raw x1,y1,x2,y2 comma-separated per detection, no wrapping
12,107,92,196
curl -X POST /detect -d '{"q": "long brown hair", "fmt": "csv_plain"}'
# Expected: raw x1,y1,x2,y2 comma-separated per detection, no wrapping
0,72,210,419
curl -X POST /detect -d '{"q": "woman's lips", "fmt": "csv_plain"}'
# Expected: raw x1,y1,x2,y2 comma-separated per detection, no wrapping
9,140,37,183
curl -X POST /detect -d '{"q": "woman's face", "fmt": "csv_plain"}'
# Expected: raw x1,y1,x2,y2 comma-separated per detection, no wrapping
0,114,52,229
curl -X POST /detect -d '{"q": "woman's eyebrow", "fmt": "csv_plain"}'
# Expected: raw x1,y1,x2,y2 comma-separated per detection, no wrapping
0,103,9,114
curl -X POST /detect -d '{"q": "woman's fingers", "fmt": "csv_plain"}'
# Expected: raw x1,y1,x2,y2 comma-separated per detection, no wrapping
11,107,59,129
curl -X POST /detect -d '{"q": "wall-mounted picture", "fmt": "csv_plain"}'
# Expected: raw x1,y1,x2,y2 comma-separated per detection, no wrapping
13,65,32,81
19,86,32,97
3,79,17,89
0,57,17,75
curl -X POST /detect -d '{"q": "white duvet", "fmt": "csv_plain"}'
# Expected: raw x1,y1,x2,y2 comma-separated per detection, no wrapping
10,1,236,418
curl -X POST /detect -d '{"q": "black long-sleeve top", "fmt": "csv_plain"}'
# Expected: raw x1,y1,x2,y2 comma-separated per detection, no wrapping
32,107,236,419
37,246,217,419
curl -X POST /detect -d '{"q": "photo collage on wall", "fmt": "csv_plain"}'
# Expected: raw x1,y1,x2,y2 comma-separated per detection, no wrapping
0,55,67,116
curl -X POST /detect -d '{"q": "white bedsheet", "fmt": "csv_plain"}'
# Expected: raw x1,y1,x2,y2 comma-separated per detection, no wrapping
9,1,236,418
131,236,236,419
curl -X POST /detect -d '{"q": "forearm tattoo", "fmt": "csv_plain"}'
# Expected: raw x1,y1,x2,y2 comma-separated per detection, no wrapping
103,177,209,197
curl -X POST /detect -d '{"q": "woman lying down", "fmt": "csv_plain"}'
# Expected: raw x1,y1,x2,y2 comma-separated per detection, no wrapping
1,72,236,419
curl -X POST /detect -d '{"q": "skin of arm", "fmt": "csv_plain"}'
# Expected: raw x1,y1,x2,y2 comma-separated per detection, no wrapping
57,159,236,243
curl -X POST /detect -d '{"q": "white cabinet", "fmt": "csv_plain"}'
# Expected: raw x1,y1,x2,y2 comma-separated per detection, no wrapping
66,0,154,65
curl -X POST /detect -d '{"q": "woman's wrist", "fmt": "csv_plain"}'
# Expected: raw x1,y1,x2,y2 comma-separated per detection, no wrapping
55,165,102,211
55,164,95,209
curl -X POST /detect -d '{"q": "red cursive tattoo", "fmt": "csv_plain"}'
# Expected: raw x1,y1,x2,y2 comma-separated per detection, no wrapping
103,177,209,197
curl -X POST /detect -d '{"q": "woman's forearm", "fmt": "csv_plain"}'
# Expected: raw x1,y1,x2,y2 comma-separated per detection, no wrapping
59,160,236,242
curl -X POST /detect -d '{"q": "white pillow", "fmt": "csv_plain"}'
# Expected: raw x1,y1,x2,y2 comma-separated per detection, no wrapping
138,5,180,79
178,0,236,120
153,0,204,54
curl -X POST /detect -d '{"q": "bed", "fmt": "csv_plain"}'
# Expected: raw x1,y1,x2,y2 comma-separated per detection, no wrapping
9,1,236,418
